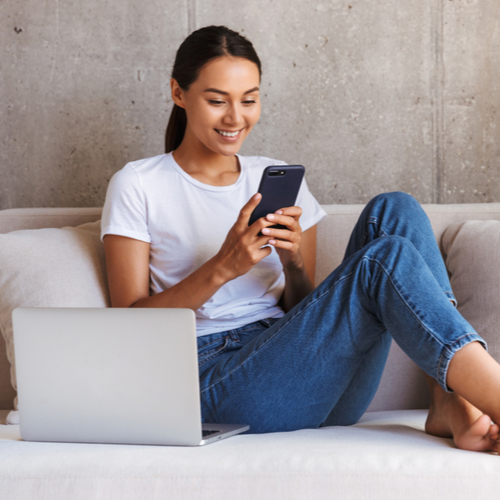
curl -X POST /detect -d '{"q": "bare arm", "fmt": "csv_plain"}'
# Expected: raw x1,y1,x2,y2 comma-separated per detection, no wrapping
280,225,317,312
104,193,278,309
103,234,231,309
258,206,318,312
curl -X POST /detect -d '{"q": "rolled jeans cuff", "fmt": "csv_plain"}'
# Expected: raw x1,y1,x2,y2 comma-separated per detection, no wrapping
437,333,488,393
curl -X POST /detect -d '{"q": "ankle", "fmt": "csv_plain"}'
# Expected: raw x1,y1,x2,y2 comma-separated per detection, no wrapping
446,342,500,423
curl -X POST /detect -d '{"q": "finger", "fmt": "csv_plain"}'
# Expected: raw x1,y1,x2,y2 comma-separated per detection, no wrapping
265,213,301,231
261,226,300,243
254,244,273,260
237,217,274,244
268,239,295,251
246,215,281,239
238,193,262,227
274,206,303,217
253,233,277,249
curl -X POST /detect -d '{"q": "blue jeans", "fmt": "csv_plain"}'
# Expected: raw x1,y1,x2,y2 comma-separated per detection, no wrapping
197,192,485,433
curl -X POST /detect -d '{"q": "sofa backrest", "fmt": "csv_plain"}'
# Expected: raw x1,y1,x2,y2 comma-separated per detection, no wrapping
1,203,500,413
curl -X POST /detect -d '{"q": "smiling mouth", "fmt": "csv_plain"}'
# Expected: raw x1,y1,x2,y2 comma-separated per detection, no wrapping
216,129,241,138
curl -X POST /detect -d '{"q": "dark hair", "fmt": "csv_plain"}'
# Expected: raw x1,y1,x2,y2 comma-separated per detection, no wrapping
165,26,262,153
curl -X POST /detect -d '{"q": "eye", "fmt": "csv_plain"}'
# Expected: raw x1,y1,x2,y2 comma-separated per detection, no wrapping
243,100,257,105
208,100,224,105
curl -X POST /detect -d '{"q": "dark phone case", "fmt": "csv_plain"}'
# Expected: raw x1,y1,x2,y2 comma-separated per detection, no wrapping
248,165,305,228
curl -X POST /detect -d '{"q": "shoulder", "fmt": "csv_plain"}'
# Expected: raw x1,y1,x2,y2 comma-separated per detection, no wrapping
109,153,175,189
118,153,172,178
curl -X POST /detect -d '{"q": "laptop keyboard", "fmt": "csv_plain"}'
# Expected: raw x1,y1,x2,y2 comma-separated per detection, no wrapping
202,429,219,437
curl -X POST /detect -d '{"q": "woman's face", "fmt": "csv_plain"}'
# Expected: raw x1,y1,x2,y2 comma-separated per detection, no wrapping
171,56,261,157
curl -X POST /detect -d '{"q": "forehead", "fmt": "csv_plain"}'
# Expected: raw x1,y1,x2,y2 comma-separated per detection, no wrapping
193,56,260,91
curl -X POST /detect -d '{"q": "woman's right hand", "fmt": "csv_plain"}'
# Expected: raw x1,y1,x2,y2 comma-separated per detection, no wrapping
214,193,275,282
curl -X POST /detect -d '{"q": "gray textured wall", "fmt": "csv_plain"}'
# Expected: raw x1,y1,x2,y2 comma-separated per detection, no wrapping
1,0,499,208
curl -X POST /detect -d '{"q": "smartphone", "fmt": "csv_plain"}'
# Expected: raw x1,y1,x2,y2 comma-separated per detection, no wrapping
248,165,305,229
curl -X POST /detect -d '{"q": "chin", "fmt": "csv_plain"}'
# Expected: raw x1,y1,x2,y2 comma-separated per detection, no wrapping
212,143,244,157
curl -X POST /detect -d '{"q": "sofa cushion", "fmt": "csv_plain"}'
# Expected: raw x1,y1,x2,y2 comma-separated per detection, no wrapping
442,220,500,361
0,221,109,409
1,409,500,500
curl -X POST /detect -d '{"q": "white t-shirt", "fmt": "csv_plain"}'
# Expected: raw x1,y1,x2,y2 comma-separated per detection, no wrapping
101,153,326,336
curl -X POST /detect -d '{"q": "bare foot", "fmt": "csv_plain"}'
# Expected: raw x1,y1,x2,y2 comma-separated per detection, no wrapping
425,375,500,452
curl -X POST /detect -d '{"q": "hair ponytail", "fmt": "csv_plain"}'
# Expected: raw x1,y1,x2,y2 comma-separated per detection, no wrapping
165,26,261,153
165,104,187,153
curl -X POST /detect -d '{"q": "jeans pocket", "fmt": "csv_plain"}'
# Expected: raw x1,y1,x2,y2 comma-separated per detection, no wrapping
198,336,231,366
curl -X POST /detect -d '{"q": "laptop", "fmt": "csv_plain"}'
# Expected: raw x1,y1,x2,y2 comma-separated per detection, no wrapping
12,307,249,446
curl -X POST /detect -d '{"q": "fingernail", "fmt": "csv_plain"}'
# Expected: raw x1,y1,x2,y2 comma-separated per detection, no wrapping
275,210,283,215
269,240,276,245
262,228,271,235
267,214,275,221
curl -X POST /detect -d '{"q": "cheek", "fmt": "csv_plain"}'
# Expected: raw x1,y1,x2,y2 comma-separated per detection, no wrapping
186,101,219,126
248,106,261,127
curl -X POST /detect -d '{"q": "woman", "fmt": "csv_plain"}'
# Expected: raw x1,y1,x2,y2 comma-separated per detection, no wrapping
102,25,500,451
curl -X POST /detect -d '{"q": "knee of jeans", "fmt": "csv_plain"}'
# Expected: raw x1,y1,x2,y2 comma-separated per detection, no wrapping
369,191,418,210
365,234,414,258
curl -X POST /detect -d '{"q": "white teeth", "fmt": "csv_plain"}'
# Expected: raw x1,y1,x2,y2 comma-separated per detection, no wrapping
217,130,239,137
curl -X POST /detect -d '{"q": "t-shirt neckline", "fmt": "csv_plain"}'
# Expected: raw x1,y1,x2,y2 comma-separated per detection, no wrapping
168,153,246,192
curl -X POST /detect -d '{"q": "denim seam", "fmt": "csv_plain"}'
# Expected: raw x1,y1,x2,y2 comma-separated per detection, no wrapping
374,218,457,307
232,321,274,334
199,254,459,394
198,337,231,366
363,255,454,352
357,254,477,390
198,336,228,352
200,271,358,394
368,217,388,238
362,255,481,387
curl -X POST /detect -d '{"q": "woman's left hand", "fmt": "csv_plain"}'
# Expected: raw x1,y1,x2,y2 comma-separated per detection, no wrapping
260,206,304,271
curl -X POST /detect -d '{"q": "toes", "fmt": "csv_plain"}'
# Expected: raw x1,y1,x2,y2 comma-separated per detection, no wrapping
454,414,496,452
473,414,493,437
488,422,499,439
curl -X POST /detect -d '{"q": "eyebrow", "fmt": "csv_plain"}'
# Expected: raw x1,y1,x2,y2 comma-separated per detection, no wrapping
203,86,260,96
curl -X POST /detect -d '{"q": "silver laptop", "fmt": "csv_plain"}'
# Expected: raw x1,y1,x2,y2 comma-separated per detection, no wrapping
12,307,249,446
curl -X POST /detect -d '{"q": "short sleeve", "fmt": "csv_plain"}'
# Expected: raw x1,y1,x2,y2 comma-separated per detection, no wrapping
101,165,151,243
295,177,327,232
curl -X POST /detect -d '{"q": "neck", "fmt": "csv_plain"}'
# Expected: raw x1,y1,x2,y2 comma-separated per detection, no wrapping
172,134,240,187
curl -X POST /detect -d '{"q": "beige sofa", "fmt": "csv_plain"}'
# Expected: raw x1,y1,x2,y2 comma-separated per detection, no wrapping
1,202,500,499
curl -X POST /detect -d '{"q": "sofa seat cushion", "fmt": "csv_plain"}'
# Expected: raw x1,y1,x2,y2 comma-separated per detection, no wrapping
0,409,498,500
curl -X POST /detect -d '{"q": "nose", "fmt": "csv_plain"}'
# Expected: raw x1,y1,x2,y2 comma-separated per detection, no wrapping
223,102,242,126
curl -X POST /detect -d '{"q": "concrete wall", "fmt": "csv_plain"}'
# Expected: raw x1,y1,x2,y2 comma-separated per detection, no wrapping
1,0,499,208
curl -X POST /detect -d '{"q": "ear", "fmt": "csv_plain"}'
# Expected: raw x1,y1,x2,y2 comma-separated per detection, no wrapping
171,78,186,108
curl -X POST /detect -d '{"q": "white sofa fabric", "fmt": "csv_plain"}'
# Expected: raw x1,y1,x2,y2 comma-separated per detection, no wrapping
1,203,500,500
1,409,499,500
0,220,109,410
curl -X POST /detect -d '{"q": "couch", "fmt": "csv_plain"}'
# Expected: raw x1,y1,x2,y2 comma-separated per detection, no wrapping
1,202,500,499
